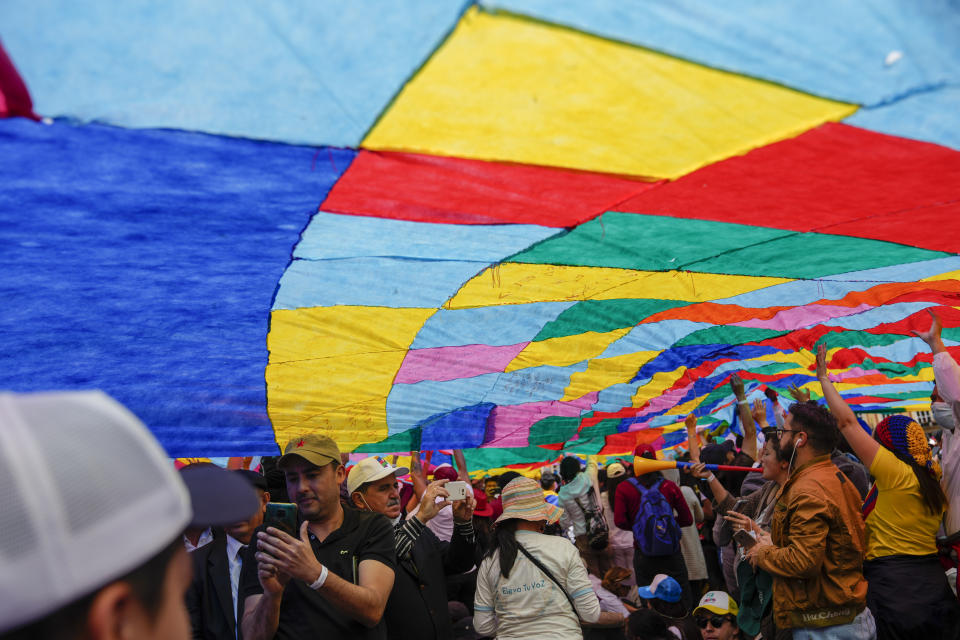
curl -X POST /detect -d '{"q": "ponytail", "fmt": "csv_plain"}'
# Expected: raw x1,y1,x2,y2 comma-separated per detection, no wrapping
486,519,520,578
891,448,947,515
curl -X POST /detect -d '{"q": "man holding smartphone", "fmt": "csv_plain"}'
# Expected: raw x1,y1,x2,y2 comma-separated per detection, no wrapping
239,434,397,640
348,456,477,640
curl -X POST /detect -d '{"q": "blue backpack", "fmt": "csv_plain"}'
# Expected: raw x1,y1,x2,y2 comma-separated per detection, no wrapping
629,478,681,556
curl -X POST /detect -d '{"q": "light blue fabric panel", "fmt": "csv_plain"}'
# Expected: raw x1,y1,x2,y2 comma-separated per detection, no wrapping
295,212,557,261
718,257,960,309
483,362,589,406
821,302,935,330
600,320,713,358
0,0,468,146
481,0,960,106
846,88,960,151
410,302,576,349
273,257,484,310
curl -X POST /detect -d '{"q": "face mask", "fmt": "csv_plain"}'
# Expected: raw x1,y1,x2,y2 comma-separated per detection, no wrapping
932,402,956,430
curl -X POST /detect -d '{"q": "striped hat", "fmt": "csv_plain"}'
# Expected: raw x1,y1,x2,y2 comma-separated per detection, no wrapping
875,414,941,479
495,476,563,525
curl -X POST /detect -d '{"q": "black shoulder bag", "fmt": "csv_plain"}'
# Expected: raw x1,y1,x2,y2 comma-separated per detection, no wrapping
516,542,582,622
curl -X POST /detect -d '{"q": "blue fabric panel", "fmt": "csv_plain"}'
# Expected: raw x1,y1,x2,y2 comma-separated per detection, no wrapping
273,257,485,309
0,0,469,146
846,88,960,151
410,302,576,349
0,118,353,456
419,402,496,450
481,0,960,106
296,212,557,261
632,344,780,383
387,373,501,435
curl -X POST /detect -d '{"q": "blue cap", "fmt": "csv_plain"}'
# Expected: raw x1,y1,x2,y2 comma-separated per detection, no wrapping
636,574,682,603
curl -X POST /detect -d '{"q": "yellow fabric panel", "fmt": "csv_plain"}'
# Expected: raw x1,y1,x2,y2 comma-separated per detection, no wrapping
363,8,856,179
267,306,434,451
562,351,658,401
632,367,688,407
921,270,960,283
664,396,703,417
445,263,791,309
505,327,632,373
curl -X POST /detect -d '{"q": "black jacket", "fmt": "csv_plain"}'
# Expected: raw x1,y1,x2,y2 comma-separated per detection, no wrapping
185,531,245,640
385,520,476,640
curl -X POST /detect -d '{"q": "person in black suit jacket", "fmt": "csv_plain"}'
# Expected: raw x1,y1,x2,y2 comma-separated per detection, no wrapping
186,470,269,639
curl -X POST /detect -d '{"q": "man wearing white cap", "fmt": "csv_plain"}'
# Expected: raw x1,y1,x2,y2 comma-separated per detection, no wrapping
349,456,478,640
0,391,258,640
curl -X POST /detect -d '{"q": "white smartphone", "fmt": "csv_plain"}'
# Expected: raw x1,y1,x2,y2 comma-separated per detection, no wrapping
445,480,470,501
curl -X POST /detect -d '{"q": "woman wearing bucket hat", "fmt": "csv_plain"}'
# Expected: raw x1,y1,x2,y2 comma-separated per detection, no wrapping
473,477,626,638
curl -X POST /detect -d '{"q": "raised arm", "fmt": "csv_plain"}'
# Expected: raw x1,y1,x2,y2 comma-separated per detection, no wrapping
816,343,878,467
453,449,470,482
685,413,701,462
731,373,757,460
912,308,947,355
410,450,428,500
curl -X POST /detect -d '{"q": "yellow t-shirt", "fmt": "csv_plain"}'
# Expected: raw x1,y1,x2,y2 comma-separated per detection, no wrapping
865,447,943,560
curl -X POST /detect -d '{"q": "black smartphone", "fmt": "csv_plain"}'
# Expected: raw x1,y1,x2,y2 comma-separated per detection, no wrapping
733,528,758,550
264,502,298,536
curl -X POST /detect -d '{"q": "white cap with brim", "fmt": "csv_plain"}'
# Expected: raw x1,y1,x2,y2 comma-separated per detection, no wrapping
0,391,192,634
347,455,409,495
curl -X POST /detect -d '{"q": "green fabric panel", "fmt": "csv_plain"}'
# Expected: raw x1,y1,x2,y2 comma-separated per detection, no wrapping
578,418,623,440
747,362,801,376
461,445,558,470
510,212,788,271
535,298,689,341
528,415,581,445
560,436,607,455
674,325,787,347
815,331,907,350
858,358,931,377
353,427,421,452
509,212,949,278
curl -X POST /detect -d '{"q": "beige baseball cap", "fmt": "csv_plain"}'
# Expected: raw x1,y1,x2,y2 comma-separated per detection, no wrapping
278,433,341,469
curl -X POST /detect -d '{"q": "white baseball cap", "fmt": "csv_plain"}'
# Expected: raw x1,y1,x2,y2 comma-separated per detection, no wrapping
0,391,192,633
347,455,409,494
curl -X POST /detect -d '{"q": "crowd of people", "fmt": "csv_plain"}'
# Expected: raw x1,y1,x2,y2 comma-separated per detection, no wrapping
3,312,960,640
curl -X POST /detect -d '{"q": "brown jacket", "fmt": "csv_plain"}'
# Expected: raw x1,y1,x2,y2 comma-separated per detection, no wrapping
755,455,868,630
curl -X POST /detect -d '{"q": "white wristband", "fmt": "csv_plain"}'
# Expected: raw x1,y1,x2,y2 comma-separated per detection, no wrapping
737,399,749,406
706,473,716,482
309,565,328,591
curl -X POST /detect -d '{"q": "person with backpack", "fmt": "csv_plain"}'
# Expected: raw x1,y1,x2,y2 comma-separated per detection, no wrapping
558,455,613,577
614,444,694,609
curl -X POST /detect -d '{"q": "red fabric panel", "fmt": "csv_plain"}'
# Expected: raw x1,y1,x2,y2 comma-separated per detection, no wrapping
616,123,960,253
0,41,38,120
322,149,659,227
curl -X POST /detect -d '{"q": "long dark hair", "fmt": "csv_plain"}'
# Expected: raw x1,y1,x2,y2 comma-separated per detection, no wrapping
486,519,520,578
889,447,947,515
607,473,630,511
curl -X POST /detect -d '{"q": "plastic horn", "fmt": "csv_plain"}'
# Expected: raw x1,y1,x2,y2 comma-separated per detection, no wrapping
633,456,761,476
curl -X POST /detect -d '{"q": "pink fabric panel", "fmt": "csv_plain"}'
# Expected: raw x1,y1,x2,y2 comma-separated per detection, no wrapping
394,342,528,385
484,392,599,448
732,302,873,331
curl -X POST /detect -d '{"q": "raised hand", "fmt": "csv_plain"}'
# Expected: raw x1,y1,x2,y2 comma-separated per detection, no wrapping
684,413,697,431
787,384,811,403
751,399,768,428
815,343,829,379
688,461,712,479
730,373,745,398
452,489,476,524
911,308,946,354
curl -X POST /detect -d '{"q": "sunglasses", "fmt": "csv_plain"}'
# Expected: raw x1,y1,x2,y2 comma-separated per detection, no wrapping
762,427,803,439
696,614,734,629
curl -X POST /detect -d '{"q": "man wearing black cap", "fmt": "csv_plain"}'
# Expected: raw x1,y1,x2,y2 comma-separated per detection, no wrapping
240,434,396,640
186,470,270,640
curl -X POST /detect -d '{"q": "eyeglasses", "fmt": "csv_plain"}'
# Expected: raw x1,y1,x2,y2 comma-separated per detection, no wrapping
768,427,803,439
696,614,734,629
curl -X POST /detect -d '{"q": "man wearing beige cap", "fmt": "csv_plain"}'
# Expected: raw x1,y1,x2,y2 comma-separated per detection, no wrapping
349,456,478,640
240,434,396,640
